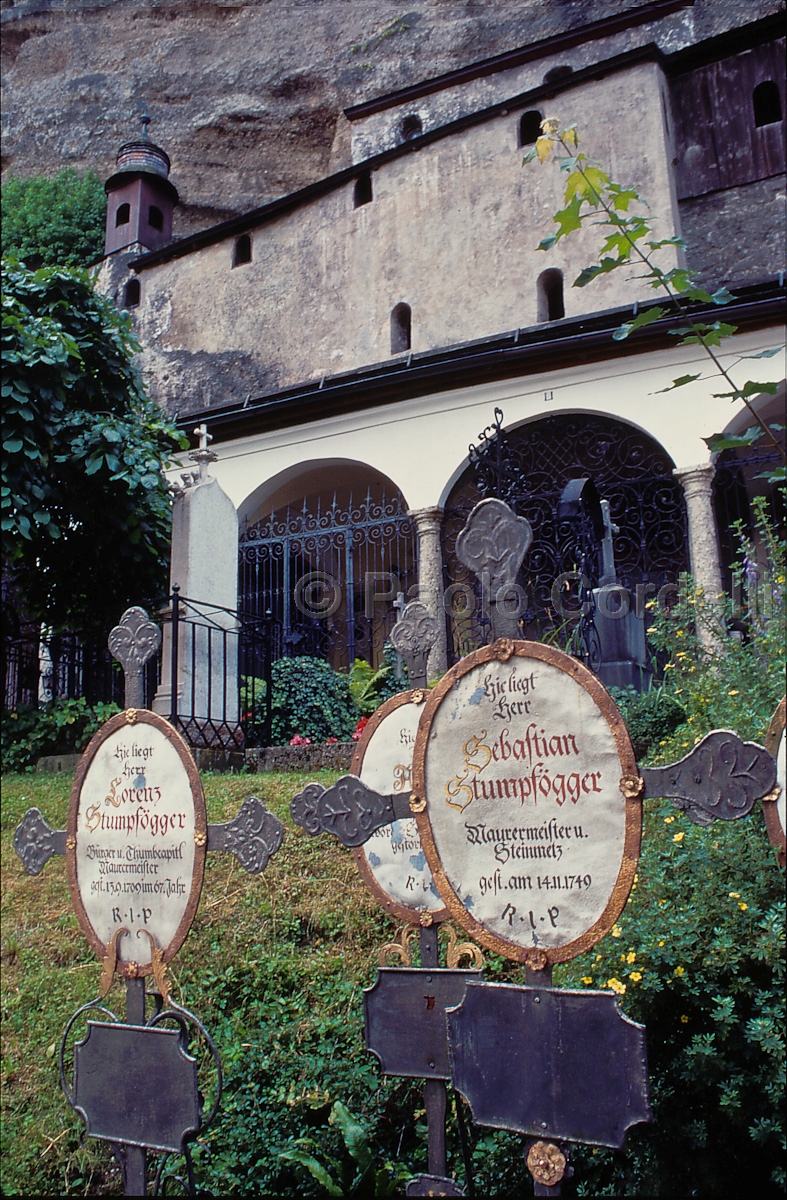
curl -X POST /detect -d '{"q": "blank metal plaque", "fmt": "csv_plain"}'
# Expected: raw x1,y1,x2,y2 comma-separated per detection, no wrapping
364,968,481,1080
73,1021,200,1153
447,981,652,1148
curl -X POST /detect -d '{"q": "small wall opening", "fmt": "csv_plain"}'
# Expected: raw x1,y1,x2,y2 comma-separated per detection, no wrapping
753,80,783,127
232,234,252,267
148,205,164,232
115,202,130,227
391,303,411,353
537,269,565,322
518,110,542,146
399,114,423,143
354,171,373,207
542,65,573,86
123,278,140,308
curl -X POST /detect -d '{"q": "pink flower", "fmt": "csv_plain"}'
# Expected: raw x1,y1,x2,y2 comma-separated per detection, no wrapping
289,734,312,746
325,737,338,744
352,716,370,741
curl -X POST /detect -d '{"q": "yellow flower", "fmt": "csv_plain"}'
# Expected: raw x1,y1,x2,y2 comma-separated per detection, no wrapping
658,940,666,946
674,966,685,978
676,629,684,637
728,690,739,696
673,832,685,843
629,971,643,982
595,954,602,962
664,816,675,824
729,892,740,899
680,1014,689,1024
626,951,637,964
738,902,748,911
606,978,626,995
581,976,593,985
611,925,622,938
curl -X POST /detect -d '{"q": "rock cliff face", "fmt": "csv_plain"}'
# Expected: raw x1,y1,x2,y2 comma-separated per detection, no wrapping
1,0,765,238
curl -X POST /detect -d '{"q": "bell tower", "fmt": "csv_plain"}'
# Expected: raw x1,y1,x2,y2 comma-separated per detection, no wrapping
104,109,178,254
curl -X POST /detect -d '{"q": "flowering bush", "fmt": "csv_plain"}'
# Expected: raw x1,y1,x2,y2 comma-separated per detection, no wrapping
351,716,369,741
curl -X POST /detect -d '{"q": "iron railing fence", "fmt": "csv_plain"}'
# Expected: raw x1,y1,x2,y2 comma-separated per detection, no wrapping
2,630,144,712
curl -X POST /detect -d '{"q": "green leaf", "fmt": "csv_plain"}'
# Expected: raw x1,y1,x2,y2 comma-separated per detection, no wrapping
613,307,666,339
553,195,583,240
331,1102,373,1173
711,287,736,306
278,1150,343,1196
755,465,786,481
704,427,763,452
740,347,781,359
537,235,557,251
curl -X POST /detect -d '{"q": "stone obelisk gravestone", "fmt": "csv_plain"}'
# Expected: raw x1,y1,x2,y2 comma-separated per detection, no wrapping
154,424,240,738
13,606,285,1197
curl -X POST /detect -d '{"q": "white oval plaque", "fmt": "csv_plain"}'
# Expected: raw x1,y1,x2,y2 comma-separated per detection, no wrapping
412,641,641,965
66,710,206,976
351,691,448,923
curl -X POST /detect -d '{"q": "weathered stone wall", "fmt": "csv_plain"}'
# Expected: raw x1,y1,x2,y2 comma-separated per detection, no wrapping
2,0,782,238
126,61,682,418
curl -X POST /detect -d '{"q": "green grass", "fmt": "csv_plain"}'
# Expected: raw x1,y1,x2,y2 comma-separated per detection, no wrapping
1,769,405,1196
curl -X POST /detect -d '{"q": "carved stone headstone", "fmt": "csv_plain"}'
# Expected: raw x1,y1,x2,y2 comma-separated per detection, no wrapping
390,601,439,689
108,607,161,708
455,498,532,639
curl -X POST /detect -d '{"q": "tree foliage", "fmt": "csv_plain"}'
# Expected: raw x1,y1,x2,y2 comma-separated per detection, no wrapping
1,168,107,269
1,259,186,633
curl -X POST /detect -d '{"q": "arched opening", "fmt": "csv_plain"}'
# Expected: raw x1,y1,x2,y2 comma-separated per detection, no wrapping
390,303,411,353
399,114,423,143
123,278,140,308
712,384,786,606
239,462,417,672
232,234,252,267
518,110,542,147
753,80,783,127
148,205,164,232
442,412,688,660
537,268,565,322
354,171,373,208
115,202,130,227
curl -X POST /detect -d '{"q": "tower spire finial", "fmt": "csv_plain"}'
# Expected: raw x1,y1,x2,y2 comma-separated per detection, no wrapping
136,100,151,141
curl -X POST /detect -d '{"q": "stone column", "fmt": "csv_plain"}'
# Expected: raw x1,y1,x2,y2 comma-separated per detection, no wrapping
674,463,724,644
408,507,448,679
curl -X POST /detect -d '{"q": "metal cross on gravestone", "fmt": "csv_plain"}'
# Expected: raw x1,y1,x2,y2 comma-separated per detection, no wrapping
13,605,285,1197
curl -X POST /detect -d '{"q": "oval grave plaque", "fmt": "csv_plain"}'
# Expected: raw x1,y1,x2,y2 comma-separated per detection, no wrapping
412,641,641,965
764,697,786,868
66,709,207,976
351,691,449,923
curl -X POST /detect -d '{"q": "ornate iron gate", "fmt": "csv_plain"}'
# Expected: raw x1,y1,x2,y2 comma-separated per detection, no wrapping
443,413,690,660
238,490,418,670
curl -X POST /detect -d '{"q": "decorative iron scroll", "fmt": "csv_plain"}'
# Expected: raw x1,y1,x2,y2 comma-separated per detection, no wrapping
467,406,528,511
207,796,285,874
640,730,777,825
290,776,411,847
389,601,438,689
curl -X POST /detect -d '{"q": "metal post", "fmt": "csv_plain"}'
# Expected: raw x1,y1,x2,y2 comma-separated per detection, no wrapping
170,586,180,727
524,965,561,1198
124,978,147,1196
420,924,448,1179
263,610,273,748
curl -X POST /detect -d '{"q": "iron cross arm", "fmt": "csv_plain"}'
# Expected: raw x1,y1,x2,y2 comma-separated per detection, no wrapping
290,776,413,847
639,729,778,825
13,796,284,877
290,728,778,849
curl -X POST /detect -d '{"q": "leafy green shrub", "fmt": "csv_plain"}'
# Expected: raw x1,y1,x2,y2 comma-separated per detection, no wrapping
1,697,121,771
1,169,106,268
610,686,686,760
270,657,360,744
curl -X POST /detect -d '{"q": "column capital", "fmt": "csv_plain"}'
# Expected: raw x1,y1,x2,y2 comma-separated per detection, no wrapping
407,506,445,532
673,462,716,494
